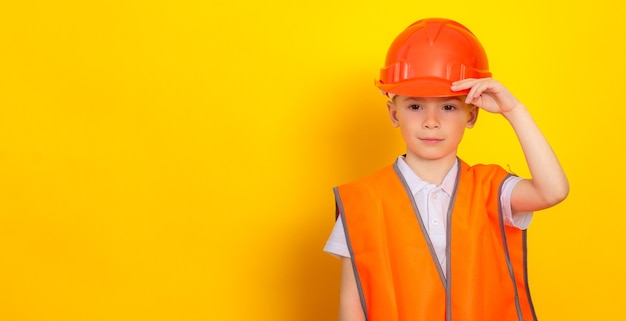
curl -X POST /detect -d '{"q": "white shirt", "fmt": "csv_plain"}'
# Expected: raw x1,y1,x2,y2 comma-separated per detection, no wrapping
324,157,533,274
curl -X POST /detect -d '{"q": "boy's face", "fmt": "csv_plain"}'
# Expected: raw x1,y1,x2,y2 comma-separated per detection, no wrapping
387,95,478,163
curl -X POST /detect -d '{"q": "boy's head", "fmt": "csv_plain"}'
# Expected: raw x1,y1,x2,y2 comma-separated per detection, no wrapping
376,18,490,98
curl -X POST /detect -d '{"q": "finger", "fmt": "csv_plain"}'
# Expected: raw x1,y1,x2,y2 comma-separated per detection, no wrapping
466,80,488,103
470,79,498,98
450,78,478,91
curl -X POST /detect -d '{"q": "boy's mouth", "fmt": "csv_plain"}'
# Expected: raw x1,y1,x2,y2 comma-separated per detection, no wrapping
420,137,443,143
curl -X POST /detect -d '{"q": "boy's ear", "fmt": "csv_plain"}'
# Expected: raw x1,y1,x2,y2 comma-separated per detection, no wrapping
387,101,399,127
466,105,479,128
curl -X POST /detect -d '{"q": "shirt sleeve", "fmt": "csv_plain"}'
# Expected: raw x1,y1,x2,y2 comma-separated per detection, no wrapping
323,216,350,258
500,176,533,230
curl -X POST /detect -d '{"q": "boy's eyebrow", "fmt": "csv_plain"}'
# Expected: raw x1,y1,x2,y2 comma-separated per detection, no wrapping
403,97,464,102
444,97,464,103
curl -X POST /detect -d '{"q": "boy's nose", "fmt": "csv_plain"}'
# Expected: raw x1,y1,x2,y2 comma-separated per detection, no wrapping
423,111,440,129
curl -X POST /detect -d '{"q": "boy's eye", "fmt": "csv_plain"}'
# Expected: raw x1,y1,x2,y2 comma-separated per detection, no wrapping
443,104,456,111
408,104,422,110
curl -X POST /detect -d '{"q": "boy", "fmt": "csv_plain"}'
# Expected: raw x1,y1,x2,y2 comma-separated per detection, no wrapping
324,18,569,321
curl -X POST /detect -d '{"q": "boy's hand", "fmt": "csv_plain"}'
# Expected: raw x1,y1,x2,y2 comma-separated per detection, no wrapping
450,78,521,116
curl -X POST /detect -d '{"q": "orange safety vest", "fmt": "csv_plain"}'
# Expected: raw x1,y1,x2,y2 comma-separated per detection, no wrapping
334,159,537,321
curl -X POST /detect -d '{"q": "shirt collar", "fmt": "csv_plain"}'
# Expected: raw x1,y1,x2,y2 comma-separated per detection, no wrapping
395,156,458,196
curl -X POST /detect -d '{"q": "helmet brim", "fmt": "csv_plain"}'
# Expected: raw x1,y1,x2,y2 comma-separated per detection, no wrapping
376,78,470,98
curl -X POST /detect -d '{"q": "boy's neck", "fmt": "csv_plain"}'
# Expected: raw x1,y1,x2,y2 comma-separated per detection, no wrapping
403,154,457,185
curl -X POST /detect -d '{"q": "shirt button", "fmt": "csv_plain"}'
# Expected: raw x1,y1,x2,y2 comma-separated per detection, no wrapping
432,193,438,199
432,219,439,225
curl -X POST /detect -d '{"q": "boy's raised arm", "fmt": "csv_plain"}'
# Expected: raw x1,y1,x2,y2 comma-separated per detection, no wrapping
451,78,569,212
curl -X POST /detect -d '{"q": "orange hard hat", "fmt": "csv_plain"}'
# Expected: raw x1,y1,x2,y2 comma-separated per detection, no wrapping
376,18,491,97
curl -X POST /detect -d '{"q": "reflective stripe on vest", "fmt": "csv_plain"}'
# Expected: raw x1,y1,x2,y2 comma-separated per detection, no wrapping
334,159,537,321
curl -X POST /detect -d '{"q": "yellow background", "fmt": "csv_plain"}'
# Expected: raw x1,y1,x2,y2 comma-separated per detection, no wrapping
0,0,623,320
